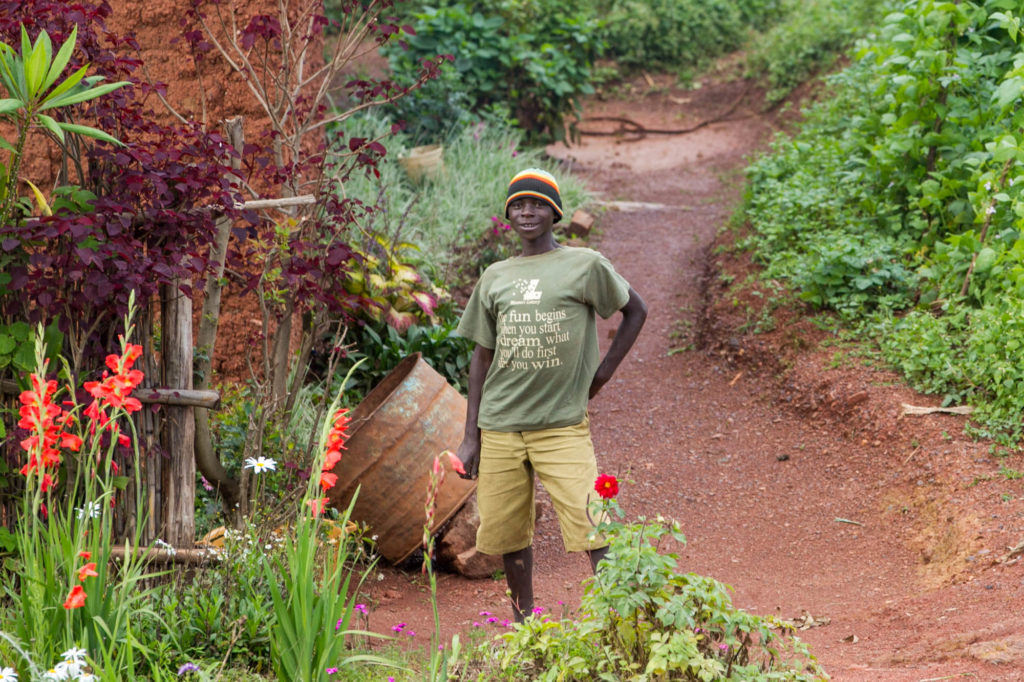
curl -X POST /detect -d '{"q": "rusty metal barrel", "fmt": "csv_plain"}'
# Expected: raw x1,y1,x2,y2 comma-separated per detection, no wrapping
326,353,476,563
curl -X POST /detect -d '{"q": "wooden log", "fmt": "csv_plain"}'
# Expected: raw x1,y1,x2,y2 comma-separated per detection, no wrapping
109,545,221,565
437,495,503,579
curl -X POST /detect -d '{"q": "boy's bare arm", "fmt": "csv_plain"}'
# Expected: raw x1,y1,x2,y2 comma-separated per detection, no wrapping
456,344,494,480
589,287,647,399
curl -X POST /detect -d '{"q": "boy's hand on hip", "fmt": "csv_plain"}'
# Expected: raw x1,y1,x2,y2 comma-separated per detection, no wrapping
455,437,481,480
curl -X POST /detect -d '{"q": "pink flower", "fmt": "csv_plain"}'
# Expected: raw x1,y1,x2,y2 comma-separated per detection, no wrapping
447,451,466,475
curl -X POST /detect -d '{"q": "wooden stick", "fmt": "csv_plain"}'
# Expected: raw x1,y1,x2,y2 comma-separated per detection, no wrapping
237,194,316,210
901,403,973,416
109,545,221,565
0,380,220,409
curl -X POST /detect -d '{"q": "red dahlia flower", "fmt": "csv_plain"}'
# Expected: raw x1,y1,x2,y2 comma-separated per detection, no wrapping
594,474,619,500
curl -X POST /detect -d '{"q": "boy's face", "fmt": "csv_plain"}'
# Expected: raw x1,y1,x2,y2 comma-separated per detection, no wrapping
507,197,555,245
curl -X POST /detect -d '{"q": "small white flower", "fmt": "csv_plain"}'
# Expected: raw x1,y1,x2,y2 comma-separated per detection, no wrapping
987,205,997,215
243,456,277,474
77,675,97,682
57,660,81,678
985,181,992,191
60,648,87,663
75,502,102,520
1010,177,1016,187
153,538,177,556
0,666,18,682
41,667,65,682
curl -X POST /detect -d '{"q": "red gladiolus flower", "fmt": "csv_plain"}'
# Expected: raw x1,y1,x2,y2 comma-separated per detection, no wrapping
319,472,338,491
594,474,619,500
83,342,146,420
64,585,87,609
59,432,83,451
323,409,351,468
17,371,79,492
320,408,351,480
323,449,342,471
78,562,98,581
306,497,330,517
79,551,92,559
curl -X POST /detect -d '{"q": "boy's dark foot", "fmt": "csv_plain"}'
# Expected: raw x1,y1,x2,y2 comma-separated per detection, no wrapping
503,546,534,623
587,545,609,572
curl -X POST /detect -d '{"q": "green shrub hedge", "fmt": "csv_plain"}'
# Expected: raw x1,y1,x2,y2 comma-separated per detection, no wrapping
742,0,1024,442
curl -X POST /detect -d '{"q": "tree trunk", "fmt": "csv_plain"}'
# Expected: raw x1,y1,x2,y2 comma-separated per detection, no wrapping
194,116,244,509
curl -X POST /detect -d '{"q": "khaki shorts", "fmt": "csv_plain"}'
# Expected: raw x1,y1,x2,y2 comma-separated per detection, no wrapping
475,416,605,555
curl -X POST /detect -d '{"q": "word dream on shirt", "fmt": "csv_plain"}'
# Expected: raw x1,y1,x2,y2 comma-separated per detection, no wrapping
496,308,569,370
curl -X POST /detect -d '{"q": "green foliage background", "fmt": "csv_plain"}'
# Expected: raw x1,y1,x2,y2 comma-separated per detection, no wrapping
741,0,1024,442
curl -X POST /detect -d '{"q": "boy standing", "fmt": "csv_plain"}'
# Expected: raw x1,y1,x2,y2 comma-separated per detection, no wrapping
455,168,647,622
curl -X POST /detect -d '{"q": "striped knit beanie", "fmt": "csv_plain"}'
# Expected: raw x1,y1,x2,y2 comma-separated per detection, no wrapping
504,168,563,222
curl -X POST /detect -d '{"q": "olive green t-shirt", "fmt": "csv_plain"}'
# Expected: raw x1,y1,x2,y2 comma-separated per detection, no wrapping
457,246,631,432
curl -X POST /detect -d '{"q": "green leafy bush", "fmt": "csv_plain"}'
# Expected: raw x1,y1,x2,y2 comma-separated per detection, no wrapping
595,0,781,75
741,0,1024,442
339,310,475,398
381,0,602,142
745,0,889,102
483,502,824,680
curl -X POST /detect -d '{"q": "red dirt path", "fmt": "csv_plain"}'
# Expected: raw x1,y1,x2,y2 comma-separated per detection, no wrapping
364,71,1024,681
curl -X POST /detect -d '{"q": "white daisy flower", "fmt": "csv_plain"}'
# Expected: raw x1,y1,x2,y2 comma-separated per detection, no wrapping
0,666,18,682
41,667,65,681
59,648,87,663
243,456,277,474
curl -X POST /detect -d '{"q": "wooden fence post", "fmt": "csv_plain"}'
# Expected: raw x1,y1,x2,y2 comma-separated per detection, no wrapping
161,281,196,547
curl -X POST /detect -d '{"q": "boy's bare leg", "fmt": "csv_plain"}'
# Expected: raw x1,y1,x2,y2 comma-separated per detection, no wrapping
587,545,609,572
503,546,533,623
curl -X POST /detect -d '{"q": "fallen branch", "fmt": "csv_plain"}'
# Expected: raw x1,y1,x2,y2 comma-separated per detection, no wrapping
578,81,753,139
992,539,1024,566
901,403,973,416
